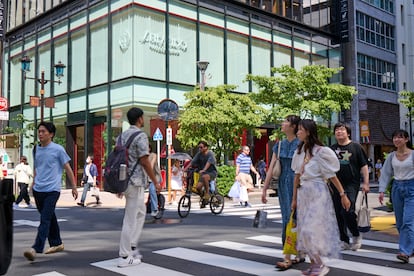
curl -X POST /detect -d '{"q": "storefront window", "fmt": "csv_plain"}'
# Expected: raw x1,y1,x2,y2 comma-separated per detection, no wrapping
169,16,196,85
273,31,292,68
293,37,311,68
135,8,166,81
312,41,329,66
70,28,87,91
227,23,249,92
199,25,224,87
112,9,133,81
90,18,108,86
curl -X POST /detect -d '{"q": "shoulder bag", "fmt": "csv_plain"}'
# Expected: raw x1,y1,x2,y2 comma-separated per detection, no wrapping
357,191,371,233
272,142,282,181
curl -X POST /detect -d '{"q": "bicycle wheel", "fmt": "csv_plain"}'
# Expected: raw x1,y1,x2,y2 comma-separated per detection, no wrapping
178,195,191,218
209,194,224,215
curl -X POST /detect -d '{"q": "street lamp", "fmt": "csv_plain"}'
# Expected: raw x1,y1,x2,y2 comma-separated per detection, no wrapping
197,61,209,91
21,55,66,121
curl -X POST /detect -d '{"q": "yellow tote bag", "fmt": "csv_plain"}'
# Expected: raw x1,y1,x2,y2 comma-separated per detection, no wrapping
283,211,297,255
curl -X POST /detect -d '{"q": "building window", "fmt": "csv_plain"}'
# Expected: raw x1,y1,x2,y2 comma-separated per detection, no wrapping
361,0,394,14
357,53,396,91
356,12,395,52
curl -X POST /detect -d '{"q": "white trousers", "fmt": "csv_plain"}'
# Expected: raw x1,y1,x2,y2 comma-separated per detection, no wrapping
119,185,146,257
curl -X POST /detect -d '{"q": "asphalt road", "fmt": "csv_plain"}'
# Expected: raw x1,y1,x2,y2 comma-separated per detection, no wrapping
6,187,414,276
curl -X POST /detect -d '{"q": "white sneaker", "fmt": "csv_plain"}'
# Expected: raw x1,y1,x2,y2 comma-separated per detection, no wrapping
341,241,351,250
131,249,143,260
351,235,362,251
13,203,19,210
150,210,159,217
318,265,330,276
117,256,141,267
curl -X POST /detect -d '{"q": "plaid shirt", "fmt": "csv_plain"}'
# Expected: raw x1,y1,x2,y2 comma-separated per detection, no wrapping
119,126,149,187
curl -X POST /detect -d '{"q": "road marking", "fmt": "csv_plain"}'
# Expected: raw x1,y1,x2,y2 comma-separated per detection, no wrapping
207,240,413,276
91,258,193,276
154,247,300,276
33,272,67,276
14,219,67,227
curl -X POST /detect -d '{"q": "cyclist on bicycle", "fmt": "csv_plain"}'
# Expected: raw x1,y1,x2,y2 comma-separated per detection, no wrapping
184,141,217,208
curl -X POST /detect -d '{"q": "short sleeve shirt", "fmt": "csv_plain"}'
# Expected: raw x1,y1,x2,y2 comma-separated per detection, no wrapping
191,150,217,174
120,125,149,187
236,153,252,174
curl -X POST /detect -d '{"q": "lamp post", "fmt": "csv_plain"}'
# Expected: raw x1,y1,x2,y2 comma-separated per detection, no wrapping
197,61,209,91
21,55,65,121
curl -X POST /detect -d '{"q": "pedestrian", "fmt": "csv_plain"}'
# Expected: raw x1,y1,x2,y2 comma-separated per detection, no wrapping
77,154,100,207
23,122,78,262
255,155,266,184
236,145,259,207
330,122,369,251
378,129,414,263
375,159,383,182
148,144,162,217
261,115,303,270
291,119,350,276
117,107,161,268
13,156,33,209
185,141,217,208
169,159,183,205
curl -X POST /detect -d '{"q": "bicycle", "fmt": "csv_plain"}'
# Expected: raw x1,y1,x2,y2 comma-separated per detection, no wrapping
177,168,224,218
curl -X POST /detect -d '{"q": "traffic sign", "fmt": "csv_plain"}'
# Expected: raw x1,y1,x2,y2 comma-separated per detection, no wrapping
166,127,172,145
153,127,163,141
0,97,8,111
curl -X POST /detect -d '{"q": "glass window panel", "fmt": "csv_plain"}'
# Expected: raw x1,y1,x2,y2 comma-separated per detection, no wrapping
90,1,108,21
227,17,249,35
70,29,87,91
134,79,166,105
52,95,68,117
112,9,133,81
134,0,165,10
53,20,68,39
69,91,86,113
135,8,166,80
38,28,51,45
38,45,52,98
90,18,108,86
110,80,133,106
169,84,191,107
24,35,36,50
199,25,224,87
251,38,271,77
293,37,310,68
199,8,224,28
10,55,23,106
312,42,328,66
89,86,108,112
111,0,134,11
227,32,248,92
169,0,197,19
70,11,87,30
54,37,68,96
169,17,196,84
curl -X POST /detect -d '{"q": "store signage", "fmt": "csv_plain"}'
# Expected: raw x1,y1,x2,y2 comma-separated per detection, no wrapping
140,31,187,56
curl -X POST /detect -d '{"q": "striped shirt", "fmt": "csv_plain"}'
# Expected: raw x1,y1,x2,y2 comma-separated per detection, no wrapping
236,153,252,174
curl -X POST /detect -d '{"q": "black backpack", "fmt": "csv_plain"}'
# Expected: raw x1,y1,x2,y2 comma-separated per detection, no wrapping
103,131,142,193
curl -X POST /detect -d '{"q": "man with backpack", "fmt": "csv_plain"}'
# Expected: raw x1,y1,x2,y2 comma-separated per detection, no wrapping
116,107,161,268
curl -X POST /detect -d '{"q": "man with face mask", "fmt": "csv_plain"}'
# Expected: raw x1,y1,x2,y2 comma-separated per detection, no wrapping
77,155,99,207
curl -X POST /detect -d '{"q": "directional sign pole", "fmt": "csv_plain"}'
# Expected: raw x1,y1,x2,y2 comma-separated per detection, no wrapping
157,140,160,168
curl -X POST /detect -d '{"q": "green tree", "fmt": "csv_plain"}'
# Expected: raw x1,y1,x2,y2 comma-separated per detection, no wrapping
176,85,266,164
246,65,357,138
1,114,36,149
399,90,414,117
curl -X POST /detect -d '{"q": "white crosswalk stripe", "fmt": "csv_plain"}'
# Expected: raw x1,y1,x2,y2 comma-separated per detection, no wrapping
91,234,413,276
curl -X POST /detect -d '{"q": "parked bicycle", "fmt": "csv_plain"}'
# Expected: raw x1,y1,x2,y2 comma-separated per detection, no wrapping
178,167,224,218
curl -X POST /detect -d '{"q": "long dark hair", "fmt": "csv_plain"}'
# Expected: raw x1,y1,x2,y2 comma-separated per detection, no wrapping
392,129,412,148
286,114,301,134
297,119,324,157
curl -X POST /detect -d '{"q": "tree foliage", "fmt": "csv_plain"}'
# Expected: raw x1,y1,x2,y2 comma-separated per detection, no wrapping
176,85,266,164
399,90,414,116
246,65,357,138
1,114,36,149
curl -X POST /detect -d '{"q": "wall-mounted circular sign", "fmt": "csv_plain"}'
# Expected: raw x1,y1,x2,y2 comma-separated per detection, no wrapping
157,98,179,121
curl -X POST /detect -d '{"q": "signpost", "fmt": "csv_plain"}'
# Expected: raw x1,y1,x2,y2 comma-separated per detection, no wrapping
152,127,163,168
0,97,9,121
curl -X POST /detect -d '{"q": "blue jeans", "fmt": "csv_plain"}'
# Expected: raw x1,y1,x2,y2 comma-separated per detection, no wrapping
148,182,158,212
80,182,93,204
32,190,62,253
392,179,414,256
278,173,294,245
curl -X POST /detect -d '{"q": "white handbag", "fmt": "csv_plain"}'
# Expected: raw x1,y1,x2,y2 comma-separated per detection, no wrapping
357,192,371,233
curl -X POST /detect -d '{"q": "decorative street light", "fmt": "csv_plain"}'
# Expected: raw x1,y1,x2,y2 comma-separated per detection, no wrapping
21,55,66,121
197,61,209,91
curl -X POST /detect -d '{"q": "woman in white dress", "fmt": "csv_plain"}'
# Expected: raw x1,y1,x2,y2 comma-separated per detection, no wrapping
170,159,183,205
291,119,350,276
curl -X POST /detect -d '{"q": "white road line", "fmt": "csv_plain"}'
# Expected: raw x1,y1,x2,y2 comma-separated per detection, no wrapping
154,247,300,276
207,240,413,276
14,219,67,227
91,258,193,276
33,272,67,276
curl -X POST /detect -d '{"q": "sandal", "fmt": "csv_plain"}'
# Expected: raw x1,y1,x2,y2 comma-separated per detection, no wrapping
397,253,409,263
275,259,292,271
292,256,306,264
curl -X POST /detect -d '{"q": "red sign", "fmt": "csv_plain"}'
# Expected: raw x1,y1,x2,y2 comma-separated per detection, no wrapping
0,97,8,111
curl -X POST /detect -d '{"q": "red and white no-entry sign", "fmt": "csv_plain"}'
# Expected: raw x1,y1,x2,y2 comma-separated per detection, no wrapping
0,97,8,111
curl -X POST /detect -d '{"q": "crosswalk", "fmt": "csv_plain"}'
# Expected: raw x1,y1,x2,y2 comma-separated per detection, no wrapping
90,234,413,276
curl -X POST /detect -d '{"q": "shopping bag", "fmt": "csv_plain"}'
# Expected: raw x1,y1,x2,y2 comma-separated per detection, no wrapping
283,210,298,255
228,181,240,199
91,186,100,197
253,209,267,228
357,192,371,233
239,185,249,202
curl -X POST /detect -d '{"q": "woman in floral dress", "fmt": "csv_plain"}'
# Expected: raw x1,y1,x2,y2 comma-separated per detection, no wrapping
291,119,350,276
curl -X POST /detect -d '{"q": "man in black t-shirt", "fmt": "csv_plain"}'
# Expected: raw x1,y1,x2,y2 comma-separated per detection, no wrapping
330,123,369,251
